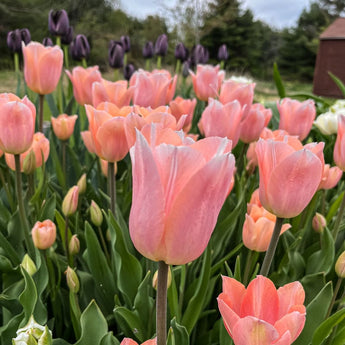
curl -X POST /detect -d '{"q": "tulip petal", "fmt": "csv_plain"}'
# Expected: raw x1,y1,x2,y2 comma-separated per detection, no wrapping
221,276,246,314
120,338,139,345
217,296,241,338
277,281,305,316
274,311,306,343
272,331,292,345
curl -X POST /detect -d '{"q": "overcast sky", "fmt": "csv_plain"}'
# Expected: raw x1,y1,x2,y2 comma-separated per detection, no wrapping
120,0,313,29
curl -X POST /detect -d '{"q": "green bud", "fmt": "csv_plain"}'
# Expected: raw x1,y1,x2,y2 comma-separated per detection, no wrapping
65,266,80,293
21,254,37,276
23,149,36,175
38,326,52,345
68,235,80,256
90,200,103,226
77,173,87,195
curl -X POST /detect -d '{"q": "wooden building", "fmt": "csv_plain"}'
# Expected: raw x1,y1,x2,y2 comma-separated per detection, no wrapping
313,18,345,98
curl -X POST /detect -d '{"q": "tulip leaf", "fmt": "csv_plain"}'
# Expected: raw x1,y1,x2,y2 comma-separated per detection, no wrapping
181,246,211,334
293,281,333,345
332,323,345,345
306,226,334,275
301,273,327,305
329,72,345,97
168,267,181,321
49,134,66,189
312,308,345,345
69,291,81,339
273,62,286,98
46,93,60,117
0,230,21,266
39,193,56,221
53,339,71,345
167,318,189,345
75,300,108,345
326,191,344,223
100,332,120,345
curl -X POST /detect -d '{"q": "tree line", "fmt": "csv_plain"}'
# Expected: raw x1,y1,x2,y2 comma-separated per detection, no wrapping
0,0,343,81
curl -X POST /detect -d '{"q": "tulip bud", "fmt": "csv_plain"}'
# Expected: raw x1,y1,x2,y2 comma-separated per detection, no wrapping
143,41,154,59
108,41,124,68
152,267,172,290
335,251,345,278
65,266,80,293
124,63,135,81
70,34,90,61
312,212,326,233
21,254,37,276
32,220,57,250
69,235,80,256
22,149,36,175
90,200,103,226
120,35,131,52
154,34,168,56
42,37,54,47
48,9,70,37
175,42,188,62
62,186,79,216
61,26,74,45
7,29,31,53
21,29,31,46
217,44,229,61
77,173,87,194
191,44,209,65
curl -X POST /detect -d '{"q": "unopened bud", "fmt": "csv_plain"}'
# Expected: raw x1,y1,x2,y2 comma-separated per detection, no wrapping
23,149,36,175
77,173,87,195
65,266,80,293
90,200,103,226
32,220,56,250
152,267,172,290
21,254,37,276
69,235,80,256
335,251,345,278
312,213,326,233
62,186,79,216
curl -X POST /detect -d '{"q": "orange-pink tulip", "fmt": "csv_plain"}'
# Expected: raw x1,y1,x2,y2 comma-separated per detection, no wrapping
130,69,177,108
62,186,79,216
31,219,56,250
277,98,316,141
51,114,78,141
120,338,156,345
240,103,272,143
92,79,134,108
218,275,306,345
169,96,197,132
190,64,225,101
23,42,63,95
5,132,50,173
318,164,342,190
256,138,324,218
0,94,36,155
66,66,102,105
129,126,235,265
334,115,345,171
198,98,242,147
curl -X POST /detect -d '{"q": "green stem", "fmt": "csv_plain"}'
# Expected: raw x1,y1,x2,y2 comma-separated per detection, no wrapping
114,68,119,82
61,140,67,183
39,94,45,132
326,277,343,319
0,166,15,212
98,226,111,264
145,59,151,71
243,250,255,286
175,59,181,75
27,172,35,201
333,192,345,241
56,36,61,48
157,261,169,345
82,58,87,68
157,56,162,69
14,52,20,74
107,162,116,216
15,154,35,258
178,264,187,316
260,217,284,276
220,61,225,70
63,45,69,69
124,53,128,67
64,216,71,265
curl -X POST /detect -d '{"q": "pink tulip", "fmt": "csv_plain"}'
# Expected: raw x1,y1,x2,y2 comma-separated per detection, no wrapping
190,64,225,101
92,79,134,108
169,96,197,132
51,114,78,141
198,98,243,148
0,94,36,155
66,66,102,105
5,132,50,173
130,69,177,108
23,42,63,95
218,275,306,345
129,126,235,265
219,79,256,113
240,103,272,143
278,98,316,140
81,131,96,154
62,186,79,216
256,139,324,218
318,164,342,190
32,219,56,250
120,338,156,345
334,115,345,171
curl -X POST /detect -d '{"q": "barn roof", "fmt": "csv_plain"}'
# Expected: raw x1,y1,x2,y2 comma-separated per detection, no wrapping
320,17,345,40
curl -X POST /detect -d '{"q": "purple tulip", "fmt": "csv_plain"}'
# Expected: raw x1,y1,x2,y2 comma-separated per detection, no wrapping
70,34,90,61
175,42,188,62
124,63,136,80
191,44,209,66
42,37,54,47
61,26,74,45
108,40,124,68
217,44,229,61
48,9,70,37
155,34,168,56
182,60,191,78
7,28,31,53
143,41,154,59
121,35,131,53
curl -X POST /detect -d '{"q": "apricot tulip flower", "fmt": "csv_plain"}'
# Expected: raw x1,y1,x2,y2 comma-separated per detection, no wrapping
169,96,197,132
32,220,56,250
256,139,324,218
23,42,63,95
218,275,306,345
129,127,235,265
318,164,342,190
51,114,78,141
120,338,156,345
277,98,316,141
334,115,345,171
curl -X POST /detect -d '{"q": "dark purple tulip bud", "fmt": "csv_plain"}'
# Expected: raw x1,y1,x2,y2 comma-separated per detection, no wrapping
42,37,54,47
191,44,209,65
155,34,168,56
120,35,130,53
175,42,188,62
124,63,136,81
20,29,31,45
143,41,154,59
202,47,209,64
7,30,22,53
182,60,190,78
217,44,228,61
108,40,124,68
61,26,74,45
70,34,90,61
48,9,70,37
